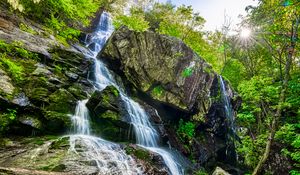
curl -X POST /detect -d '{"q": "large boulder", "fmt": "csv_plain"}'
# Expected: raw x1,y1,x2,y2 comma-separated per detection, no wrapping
100,26,217,114
100,27,241,169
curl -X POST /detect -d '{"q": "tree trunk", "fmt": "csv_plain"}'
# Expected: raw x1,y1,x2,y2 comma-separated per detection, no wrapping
252,18,298,175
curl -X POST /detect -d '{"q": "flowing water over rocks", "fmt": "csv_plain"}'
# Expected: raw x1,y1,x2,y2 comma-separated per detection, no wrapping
69,12,182,174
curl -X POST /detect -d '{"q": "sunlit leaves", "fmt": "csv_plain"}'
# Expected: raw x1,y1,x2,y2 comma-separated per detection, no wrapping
113,7,149,32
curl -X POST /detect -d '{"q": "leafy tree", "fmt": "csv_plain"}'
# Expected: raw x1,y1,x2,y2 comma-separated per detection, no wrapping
113,7,149,32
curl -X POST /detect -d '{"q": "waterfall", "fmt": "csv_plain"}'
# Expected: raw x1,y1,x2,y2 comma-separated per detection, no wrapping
69,12,142,175
78,11,183,174
219,76,234,131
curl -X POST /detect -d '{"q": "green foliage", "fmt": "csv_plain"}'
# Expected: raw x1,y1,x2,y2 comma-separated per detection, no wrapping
194,169,208,175
276,124,300,168
0,40,39,60
54,65,62,74
222,59,246,89
181,67,193,78
0,109,17,134
236,134,268,168
152,85,164,97
113,7,149,32
19,22,38,35
177,119,196,142
0,55,24,82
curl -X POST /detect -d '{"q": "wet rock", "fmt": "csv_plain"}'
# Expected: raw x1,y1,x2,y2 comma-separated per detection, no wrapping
212,167,231,175
32,63,52,76
18,115,42,130
86,86,134,142
86,85,121,116
65,71,79,81
12,93,30,107
125,144,168,175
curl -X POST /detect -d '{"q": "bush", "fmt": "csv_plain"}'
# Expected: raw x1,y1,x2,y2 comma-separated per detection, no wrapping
113,7,149,32
177,119,196,143
0,109,17,134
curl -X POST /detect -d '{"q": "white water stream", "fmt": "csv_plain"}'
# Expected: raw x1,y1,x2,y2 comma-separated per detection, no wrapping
70,12,183,174
220,76,235,131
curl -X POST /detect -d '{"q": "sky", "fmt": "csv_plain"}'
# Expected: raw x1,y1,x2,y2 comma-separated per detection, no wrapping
157,0,258,31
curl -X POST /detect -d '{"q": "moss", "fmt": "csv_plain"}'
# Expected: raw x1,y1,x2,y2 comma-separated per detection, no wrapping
37,150,66,172
103,85,119,97
203,66,212,74
181,67,193,78
192,113,206,123
174,52,184,58
44,111,71,132
125,146,152,163
0,40,40,60
47,89,76,113
50,137,69,149
0,55,24,83
99,110,119,120
67,84,87,100
28,87,49,102
19,23,38,35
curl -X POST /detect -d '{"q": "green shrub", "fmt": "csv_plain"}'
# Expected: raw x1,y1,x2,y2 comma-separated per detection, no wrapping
236,134,268,168
276,124,300,169
177,119,196,142
113,7,149,32
0,109,17,134
152,85,164,97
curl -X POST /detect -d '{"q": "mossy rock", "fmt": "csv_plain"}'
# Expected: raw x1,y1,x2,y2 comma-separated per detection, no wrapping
27,87,49,103
18,114,43,130
125,145,152,163
99,110,120,120
67,83,88,100
44,111,71,133
90,111,134,143
47,88,77,114
86,85,121,116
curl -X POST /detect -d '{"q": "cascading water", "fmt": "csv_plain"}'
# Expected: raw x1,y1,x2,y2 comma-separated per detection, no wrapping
82,12,183,174
219,76,238,162
219,76,234,131
69,12,142,175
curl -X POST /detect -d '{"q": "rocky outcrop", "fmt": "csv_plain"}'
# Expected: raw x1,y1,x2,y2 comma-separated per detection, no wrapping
100,27,240,169
0,136,169,175
0,5,93,135
100,27,217,114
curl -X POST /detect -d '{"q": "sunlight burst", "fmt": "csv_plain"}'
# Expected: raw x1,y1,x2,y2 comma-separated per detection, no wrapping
240,28,252,39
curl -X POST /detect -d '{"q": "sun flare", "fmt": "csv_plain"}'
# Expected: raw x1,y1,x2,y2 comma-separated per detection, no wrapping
240,28,252,38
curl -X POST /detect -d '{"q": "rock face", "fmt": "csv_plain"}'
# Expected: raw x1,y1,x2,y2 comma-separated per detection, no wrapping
0,5,93,135
101,27,215,114
100,27,240,169
86,86,135,142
